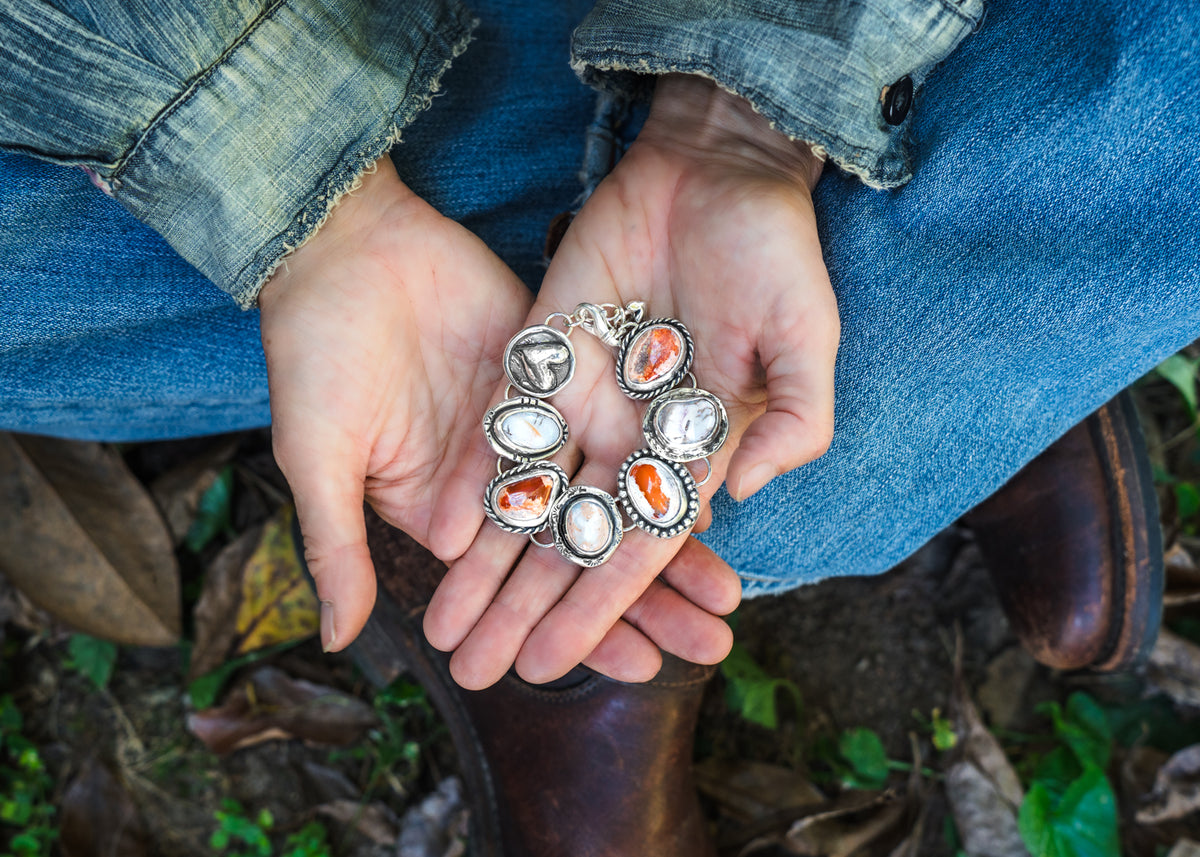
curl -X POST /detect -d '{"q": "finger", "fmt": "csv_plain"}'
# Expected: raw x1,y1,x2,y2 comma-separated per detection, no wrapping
622,577,735,665
278,438,377,653
426,424,508,563
691,501,713,535
726,291,839,501
579,619,663,683
423,521,531,653
657,536,741,616
447,543,580,690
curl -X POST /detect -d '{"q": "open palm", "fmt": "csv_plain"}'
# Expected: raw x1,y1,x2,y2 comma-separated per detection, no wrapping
427,76,841,688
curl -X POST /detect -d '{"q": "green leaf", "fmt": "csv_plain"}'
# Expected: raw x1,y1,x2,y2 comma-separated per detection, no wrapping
65,634,118,690
0,695,21,734
838,728,889,789
719,642,802,730
931,709,958,751
1156,354,1199,419
1176,482,1200,522
187,639,302,709
1019,766,1119,857
185,466,234,553
1039,693,1111,771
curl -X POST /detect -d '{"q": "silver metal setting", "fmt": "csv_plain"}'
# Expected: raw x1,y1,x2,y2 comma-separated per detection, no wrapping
617,449,700,539
642,387,730,462
548,486,623,567
616,318,695,400
484,462,569,535
482,396,568,462
503,324,576,398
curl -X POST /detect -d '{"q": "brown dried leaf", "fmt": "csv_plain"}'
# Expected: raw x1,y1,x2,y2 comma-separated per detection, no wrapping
186,665,377,754
59,757,149,857
189,526,262,680
148,439,237,545
1168,840,1200,857
189,504,317,681
315,799,400,846
1148,630,1200,710
397,778,470,857
233,506,317,654
976,647,1038,732
945,678,1028,857
694,758,825,821
1137,744,1200,825
783,791,905,857
0,434,179,645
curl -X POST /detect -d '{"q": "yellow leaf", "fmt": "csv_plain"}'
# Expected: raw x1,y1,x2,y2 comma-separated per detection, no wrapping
234,506,319,653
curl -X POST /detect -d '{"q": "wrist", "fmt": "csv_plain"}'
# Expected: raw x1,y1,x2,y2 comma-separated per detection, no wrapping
640,74,825,192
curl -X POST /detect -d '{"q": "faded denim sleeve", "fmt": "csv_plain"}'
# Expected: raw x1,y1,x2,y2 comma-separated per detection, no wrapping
571,0,983,188
0,0,477,307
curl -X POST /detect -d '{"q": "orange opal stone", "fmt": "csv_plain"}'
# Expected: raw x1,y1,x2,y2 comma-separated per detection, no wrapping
497,475,554,523
627,326,682,385
632,462,672,518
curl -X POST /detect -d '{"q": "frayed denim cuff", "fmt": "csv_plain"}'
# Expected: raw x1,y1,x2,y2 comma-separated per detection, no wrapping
0,0,476,308
571,0,983,189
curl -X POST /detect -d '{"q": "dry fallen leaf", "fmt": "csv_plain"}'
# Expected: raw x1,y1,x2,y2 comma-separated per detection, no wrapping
148,439,238,545
945,667,1028,857
782,791,905,857
234,505,317,654
59,757,149,857
397,777,470,857
315,799,400,846
1147,630,1200,710
0,434,179,645
1137,744,1200,825
186,665,377,754
1168,839,1200,857
694,758,825,821
976,647,1038,732
189,505,317,680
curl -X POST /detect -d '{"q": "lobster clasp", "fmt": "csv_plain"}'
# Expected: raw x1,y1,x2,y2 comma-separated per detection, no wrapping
573,301,646,348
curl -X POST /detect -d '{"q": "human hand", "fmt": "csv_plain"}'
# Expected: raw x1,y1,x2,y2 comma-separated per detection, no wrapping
425,75,839,688
258,155,533,653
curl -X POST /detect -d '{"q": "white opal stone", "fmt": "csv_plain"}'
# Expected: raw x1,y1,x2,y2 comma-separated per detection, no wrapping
500,409,562,453
655,397,719,448
564,497,613,555
626,459,685,526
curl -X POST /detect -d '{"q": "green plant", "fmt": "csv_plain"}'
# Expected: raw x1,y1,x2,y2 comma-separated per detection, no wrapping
210,799,274,857
63,634,118,690
279,822,330,857
1017,692,1119,857
0,695,57,857
719,642,803,730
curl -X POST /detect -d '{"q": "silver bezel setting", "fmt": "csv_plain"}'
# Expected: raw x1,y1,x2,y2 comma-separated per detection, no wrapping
504,324,576,398
482,397,568,462
642,387,730,462
617,450,700,539
484,462,569,535
615,318,695,400
548,486,623,567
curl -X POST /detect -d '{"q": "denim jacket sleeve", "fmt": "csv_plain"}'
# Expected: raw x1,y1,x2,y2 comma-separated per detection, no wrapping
0,0,476,308
570,0,984,189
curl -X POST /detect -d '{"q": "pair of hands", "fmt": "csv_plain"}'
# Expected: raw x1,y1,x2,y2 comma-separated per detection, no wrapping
258,75,839,690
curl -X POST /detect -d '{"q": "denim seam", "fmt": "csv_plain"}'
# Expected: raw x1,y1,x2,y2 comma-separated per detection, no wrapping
107,0,289,185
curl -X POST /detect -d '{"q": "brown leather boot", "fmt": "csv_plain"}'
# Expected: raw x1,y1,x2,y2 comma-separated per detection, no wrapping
964,390,1163,672
353,511,718,857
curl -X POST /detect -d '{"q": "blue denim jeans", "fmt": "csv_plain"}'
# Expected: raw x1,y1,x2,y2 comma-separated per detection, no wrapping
2,0,1197,594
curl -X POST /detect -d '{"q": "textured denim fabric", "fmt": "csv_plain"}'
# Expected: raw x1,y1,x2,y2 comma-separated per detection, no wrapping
1,0,1199,593
571,0,984,188
0,0,477,307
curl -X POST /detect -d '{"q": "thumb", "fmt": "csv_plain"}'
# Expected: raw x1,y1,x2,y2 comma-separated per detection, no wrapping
726,306,838,502
280,439,378,652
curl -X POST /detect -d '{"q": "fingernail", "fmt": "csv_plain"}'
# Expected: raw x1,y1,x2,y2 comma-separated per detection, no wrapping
733,463,777,501
320,601,336,653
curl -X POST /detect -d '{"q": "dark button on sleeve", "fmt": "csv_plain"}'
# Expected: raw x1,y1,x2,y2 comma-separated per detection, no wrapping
881,76,914,126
